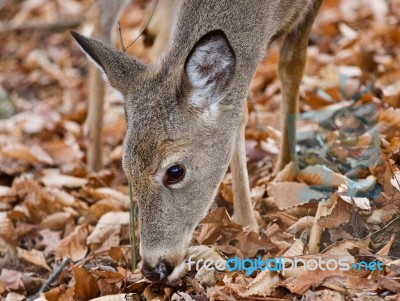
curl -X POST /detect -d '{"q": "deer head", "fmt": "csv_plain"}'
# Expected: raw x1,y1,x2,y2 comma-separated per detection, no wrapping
72,30,241,282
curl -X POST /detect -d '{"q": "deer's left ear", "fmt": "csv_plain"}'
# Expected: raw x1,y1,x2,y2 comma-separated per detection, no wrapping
71,31,145,94
184,30,236,109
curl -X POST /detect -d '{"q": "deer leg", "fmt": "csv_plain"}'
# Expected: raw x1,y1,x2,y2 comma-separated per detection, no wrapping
230,103,258,231
144,0,179,62
86,0,131,171
275,0,322,173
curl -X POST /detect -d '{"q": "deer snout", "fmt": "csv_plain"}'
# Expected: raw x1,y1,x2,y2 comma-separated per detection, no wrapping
141,260,173,282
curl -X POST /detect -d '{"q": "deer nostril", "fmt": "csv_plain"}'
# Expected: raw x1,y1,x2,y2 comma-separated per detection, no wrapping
141,260,173,282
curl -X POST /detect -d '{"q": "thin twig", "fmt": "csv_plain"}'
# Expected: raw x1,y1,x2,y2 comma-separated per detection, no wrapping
129,183,137,270
369,216,400,238
118,21,126,52
27,257,70,301
123,0,159,52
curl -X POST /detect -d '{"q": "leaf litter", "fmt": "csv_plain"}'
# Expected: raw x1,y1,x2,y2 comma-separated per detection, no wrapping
1,0,400,300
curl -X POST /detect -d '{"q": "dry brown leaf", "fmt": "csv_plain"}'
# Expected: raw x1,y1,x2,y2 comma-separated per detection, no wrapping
378,275,400,293
378,107,400,136
367,208,398,224
317,197,352,228
89,294,136,301
43,284,74,301
0,281,5,295
303,289,346,301
83,187,130,209
37,229,61,255
0,212,17,252
322,240,369,259
55,224,89,262
251,185,266,206
87,212,129,248
282,269,346,295
87,200,123,221
235,231,275,258
143,284,167,301
32,295,48,301
41,140,83,165
4,292,26,301
0,269,23,291
17,247,51,271
198,207,242,245
240,270,280,297
391,171,400,191
283,239,304,257
260,138,279,155
43,187,75,206
286,216,314,235
109,146,124,163
20,178,66,223
72,266,100,300
268,211,299,227
41,211,74,231
337,186,371,210
377,233,396,256
1,143,54,165
272,162,295,183
41,171,88,188
268,182,325,210
299,165,348,187
264,224,294,252
171,292,197,301
210,275,246,300
385,137,400,154
336,176,375,210
0,186,14,198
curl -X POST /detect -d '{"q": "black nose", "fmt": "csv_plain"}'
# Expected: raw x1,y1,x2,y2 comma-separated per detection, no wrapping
141,260,173,282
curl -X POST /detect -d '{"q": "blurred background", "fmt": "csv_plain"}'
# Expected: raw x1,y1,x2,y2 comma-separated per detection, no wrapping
1,0,400,300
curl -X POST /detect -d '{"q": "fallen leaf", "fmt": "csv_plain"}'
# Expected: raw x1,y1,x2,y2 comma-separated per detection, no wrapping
17,247,51,271
87,211,129,247
72,266,100,300
0,269,22,291
37,229,61,255
318,197,353,228
55,224,89,262
1,143,53,165
241,270,280,297
299,165,348,187
41,171,88,188
268,182,326,210
5,292,26,301
287,216,315,235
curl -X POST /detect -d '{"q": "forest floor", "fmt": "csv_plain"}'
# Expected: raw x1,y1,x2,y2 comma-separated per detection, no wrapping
1,0,400,300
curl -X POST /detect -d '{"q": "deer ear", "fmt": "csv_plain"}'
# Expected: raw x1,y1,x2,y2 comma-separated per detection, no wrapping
71,31,144,94
184,30,236,109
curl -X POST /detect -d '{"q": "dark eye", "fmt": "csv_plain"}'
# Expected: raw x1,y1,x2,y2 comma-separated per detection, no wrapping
163,164,185,186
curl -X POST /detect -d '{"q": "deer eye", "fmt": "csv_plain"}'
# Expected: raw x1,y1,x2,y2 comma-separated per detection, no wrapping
163,164,186,186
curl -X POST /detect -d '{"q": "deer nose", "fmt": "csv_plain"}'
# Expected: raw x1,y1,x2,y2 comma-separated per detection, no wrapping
141,260,173,282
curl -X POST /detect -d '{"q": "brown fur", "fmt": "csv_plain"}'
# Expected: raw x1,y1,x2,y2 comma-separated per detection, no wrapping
72,0,323,283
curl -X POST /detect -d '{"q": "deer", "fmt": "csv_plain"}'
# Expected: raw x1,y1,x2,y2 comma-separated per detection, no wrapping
72,0,322,284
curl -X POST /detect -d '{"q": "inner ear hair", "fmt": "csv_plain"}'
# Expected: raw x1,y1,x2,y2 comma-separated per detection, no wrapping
184,30,236,98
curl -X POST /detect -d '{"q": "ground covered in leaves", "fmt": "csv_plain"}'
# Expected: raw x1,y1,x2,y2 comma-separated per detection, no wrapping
1,0,400,300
